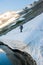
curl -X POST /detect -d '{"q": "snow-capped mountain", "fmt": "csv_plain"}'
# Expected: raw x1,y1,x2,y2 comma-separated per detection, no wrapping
0,0,43,65
0,11,20,30
0,12,43,65
0,0,43,36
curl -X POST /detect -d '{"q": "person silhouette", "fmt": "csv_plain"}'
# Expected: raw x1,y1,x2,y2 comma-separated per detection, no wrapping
20,25,23,32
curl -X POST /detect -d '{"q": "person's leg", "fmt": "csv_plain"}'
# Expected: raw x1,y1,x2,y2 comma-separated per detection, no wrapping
20,29,22,32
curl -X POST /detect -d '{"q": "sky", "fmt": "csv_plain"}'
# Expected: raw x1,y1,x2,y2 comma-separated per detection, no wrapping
0,0,38,13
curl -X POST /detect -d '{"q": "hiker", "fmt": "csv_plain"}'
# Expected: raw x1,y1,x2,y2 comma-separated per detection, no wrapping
20,25,23,32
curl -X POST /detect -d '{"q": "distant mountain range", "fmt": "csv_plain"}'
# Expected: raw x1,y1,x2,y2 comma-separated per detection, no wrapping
0,0,43,36
0,11,20,28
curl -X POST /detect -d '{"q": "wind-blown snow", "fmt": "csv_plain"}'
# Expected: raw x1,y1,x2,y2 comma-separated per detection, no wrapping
0,13,43,65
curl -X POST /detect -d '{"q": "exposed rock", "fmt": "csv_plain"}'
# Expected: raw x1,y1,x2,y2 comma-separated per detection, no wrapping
13,49,37,65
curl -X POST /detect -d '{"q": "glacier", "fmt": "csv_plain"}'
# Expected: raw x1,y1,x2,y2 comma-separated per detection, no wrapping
0,13,43,65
